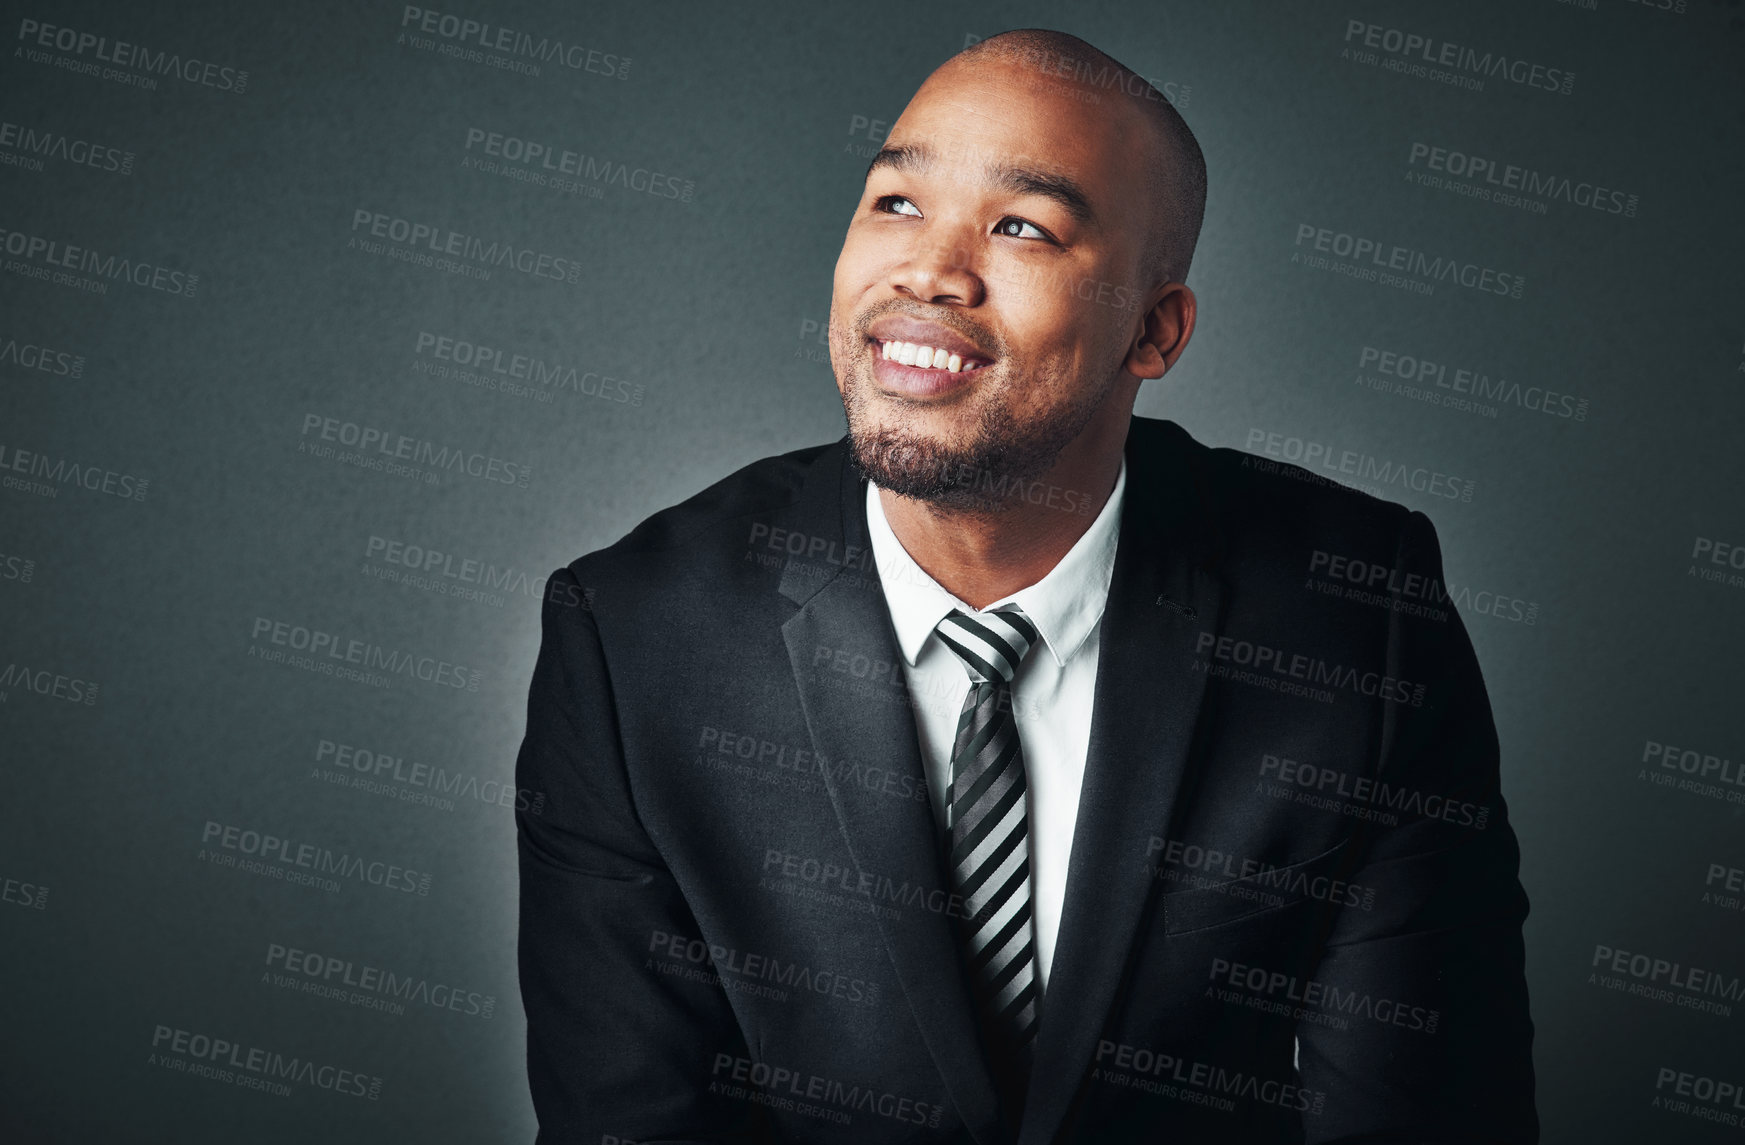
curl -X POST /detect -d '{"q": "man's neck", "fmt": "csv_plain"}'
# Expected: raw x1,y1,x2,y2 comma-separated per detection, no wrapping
877,444,1124,610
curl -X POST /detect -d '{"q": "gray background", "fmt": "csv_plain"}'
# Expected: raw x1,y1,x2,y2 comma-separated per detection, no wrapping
2,0,1742,1141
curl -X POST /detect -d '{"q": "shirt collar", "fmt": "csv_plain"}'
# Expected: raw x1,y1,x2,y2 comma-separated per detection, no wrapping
863,457,1127,669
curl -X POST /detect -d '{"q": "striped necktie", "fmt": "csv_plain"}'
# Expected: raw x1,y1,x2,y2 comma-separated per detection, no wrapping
934,605,1042,1115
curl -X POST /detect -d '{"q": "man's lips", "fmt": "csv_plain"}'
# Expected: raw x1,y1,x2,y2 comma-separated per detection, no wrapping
866,337,987,397
864,316,995,367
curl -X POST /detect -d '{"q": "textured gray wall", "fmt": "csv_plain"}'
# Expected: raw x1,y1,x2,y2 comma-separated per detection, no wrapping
2,0,1742,1141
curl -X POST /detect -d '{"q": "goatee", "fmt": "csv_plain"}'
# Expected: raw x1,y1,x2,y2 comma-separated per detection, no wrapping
843,387,1098,515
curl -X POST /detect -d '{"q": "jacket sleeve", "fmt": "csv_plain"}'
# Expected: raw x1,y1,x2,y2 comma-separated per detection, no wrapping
515,565,770,1144
1297,510,1538,1144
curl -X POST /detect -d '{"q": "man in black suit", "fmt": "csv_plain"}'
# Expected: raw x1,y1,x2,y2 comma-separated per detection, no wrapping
515,27,1536,1144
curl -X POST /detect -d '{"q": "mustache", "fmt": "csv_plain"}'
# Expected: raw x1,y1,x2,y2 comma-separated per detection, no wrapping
849,302,1005,359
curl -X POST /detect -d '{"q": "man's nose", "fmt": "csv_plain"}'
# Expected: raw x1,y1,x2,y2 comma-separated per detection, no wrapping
887,237,985,307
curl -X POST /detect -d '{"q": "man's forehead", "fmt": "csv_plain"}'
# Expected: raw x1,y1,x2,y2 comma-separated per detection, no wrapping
897,62,1100,145
882,61,1150,186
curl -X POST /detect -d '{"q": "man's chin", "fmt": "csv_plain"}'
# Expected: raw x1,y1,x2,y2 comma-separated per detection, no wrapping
845,429,1023,514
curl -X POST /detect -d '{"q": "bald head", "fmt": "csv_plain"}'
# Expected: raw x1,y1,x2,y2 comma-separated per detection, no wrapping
947,29,1207,285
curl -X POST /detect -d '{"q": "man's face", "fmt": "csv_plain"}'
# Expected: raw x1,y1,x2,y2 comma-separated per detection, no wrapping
829,57,1159,509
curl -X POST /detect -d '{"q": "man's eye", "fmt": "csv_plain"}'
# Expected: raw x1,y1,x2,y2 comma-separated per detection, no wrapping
995,217,1047,240
874,195,922,217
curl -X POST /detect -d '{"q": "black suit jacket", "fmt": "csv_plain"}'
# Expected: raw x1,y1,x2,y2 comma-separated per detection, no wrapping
514,416,1536,1144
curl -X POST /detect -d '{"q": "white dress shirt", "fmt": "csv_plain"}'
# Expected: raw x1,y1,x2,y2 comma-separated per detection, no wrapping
862,459,1127,994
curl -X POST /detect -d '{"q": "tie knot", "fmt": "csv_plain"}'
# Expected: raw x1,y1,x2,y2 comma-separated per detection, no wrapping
935,606,1039,684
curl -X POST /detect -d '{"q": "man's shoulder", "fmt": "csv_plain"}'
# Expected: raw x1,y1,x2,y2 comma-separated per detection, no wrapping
1131,416,1422,559
562,437,842,578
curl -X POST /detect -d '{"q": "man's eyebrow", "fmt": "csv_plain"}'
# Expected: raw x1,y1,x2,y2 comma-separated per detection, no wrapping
986,161,1094,225
865,143,928,182
864,143,1096,225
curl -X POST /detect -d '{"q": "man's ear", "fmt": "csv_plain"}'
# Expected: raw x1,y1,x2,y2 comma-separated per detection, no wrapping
1124,283,1196,379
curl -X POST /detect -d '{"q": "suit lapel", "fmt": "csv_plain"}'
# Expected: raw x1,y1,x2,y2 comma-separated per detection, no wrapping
1019,420,1228,1145
778,441,1004,1144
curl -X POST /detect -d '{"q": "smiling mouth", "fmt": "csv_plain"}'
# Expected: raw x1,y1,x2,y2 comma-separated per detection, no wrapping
870,338,992,374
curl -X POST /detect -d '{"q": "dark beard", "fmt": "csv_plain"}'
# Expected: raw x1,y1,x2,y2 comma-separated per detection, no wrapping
843,387,1098,514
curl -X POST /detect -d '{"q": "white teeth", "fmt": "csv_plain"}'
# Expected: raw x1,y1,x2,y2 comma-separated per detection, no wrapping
878,340,983,372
